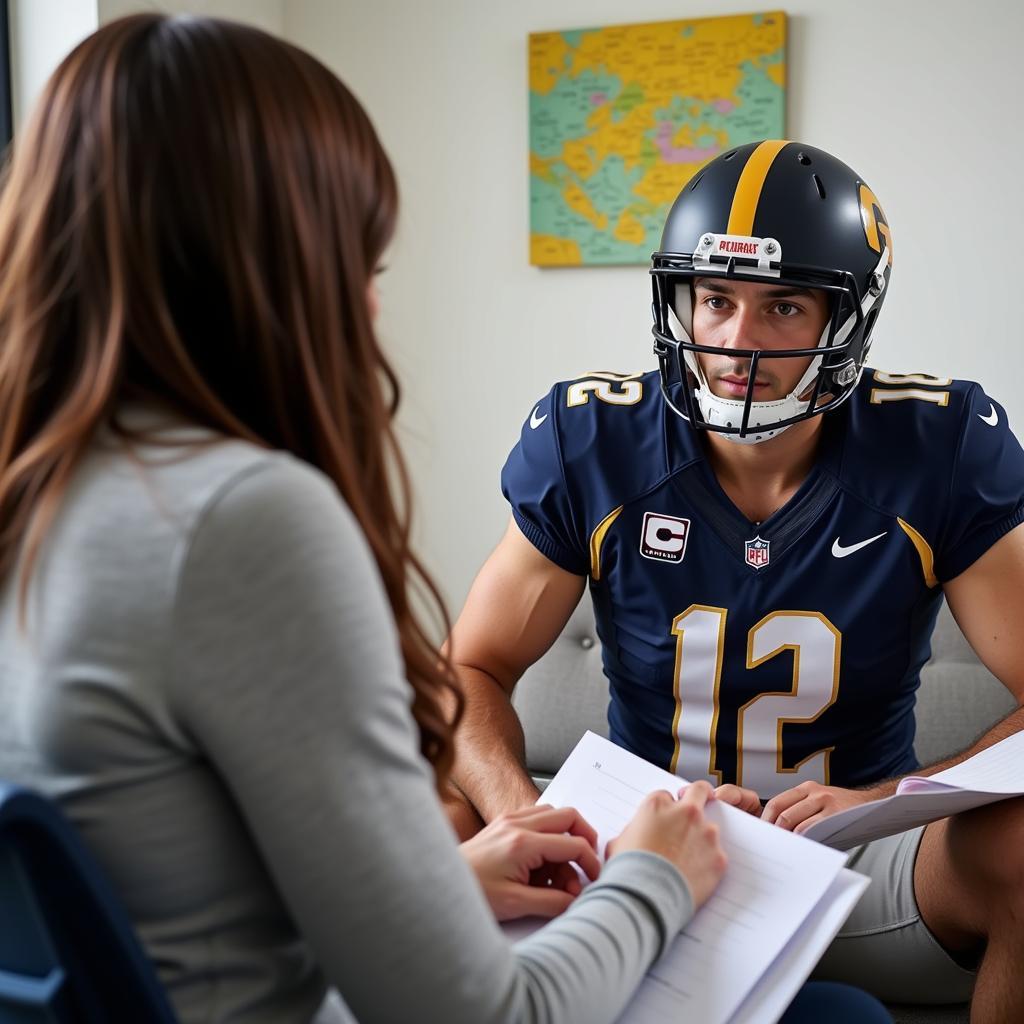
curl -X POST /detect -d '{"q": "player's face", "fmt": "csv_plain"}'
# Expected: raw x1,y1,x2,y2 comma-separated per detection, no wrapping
691,278,831,402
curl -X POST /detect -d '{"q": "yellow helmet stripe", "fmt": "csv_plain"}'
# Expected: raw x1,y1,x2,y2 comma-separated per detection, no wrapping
726,139,790,236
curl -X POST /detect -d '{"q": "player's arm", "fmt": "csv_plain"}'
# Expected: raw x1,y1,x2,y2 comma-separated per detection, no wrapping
446,515,586,825
763,523,1024,833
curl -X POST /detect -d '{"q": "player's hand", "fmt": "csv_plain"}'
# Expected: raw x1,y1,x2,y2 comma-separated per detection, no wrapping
761,782,875,834
607,781,727,909
459,805,600,921
713,783,762,815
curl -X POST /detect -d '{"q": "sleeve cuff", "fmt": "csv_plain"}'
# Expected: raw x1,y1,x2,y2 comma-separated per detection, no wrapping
937,502,1024,582
511,509,589,577
582,850,695,957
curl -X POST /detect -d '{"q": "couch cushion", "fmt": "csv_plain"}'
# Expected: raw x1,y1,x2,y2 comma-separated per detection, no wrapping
512,601,609,776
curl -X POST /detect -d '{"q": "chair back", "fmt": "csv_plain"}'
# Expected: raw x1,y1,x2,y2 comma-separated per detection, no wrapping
0,782,177,1024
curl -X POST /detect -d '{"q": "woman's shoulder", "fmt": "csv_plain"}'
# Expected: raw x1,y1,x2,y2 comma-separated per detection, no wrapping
51,412,359,610
85,408,345,542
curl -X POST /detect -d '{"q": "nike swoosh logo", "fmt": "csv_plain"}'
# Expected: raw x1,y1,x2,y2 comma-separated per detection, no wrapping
978,403,998,427
530,406,548,429
831,532,888,558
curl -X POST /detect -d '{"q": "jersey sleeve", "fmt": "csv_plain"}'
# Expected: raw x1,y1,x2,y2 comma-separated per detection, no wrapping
501,384,590,575
936,385,1024,582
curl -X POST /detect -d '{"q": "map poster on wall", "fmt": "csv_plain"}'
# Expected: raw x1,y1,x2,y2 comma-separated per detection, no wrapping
529,12,786,267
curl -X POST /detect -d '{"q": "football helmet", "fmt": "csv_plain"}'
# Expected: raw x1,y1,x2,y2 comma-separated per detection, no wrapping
651,140,893,443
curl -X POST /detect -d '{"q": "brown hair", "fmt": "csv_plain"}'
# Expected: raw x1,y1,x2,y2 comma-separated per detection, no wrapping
0,15,462,780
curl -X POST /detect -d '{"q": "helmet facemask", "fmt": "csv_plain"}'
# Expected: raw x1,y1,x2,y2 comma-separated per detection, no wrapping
652,237,889,444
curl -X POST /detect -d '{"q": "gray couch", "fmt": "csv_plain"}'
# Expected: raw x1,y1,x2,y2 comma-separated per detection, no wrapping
512,598,1016,1024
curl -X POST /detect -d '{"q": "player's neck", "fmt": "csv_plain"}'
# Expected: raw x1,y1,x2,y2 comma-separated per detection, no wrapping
702,416,825,525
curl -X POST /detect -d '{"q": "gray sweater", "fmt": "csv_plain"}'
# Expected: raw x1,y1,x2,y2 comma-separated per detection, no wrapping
0,414,693,1023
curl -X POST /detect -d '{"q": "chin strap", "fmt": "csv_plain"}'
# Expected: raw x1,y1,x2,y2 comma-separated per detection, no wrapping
695,388,807,444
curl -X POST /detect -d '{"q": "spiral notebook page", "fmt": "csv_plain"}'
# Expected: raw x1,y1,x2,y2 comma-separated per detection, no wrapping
508,732,859,1024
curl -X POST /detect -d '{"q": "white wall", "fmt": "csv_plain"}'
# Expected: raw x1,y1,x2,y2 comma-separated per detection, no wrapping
283,0,1024,610
98,0,283,34
9,1,1021,609
10,0,97,128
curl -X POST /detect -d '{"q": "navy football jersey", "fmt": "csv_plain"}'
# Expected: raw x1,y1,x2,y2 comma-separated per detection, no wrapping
502,369,1024,798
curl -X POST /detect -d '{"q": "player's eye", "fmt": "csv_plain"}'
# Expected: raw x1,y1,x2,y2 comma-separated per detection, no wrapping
773,301,801,317
703,295,729,310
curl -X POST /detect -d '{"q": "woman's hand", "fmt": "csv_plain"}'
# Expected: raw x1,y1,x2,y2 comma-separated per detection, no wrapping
608,781,727,909
460,805,601,921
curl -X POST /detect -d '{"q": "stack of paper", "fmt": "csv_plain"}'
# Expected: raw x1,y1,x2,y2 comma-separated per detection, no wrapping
504,732,868,1024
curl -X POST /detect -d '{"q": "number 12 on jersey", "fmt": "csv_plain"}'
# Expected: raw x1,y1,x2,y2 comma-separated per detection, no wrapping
670,606,841,796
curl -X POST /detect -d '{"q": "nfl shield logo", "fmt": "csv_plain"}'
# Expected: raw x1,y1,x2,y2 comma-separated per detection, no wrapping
745,536,770,570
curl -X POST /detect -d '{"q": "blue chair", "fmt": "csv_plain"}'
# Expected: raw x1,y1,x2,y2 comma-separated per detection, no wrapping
0,782,177,1023
782,981,893,1022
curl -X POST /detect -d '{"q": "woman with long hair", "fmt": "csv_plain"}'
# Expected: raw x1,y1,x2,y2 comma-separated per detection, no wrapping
0,15,889,1024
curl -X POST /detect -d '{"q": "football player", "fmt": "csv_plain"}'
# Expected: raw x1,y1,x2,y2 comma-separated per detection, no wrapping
446,141,1024,1017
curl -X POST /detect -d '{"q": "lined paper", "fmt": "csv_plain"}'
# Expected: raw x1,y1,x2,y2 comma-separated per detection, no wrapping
507,732,861,1024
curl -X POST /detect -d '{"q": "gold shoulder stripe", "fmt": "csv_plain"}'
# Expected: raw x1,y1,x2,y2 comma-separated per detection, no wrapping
727,140,790,236
897,518,938,588
590,506,623,580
